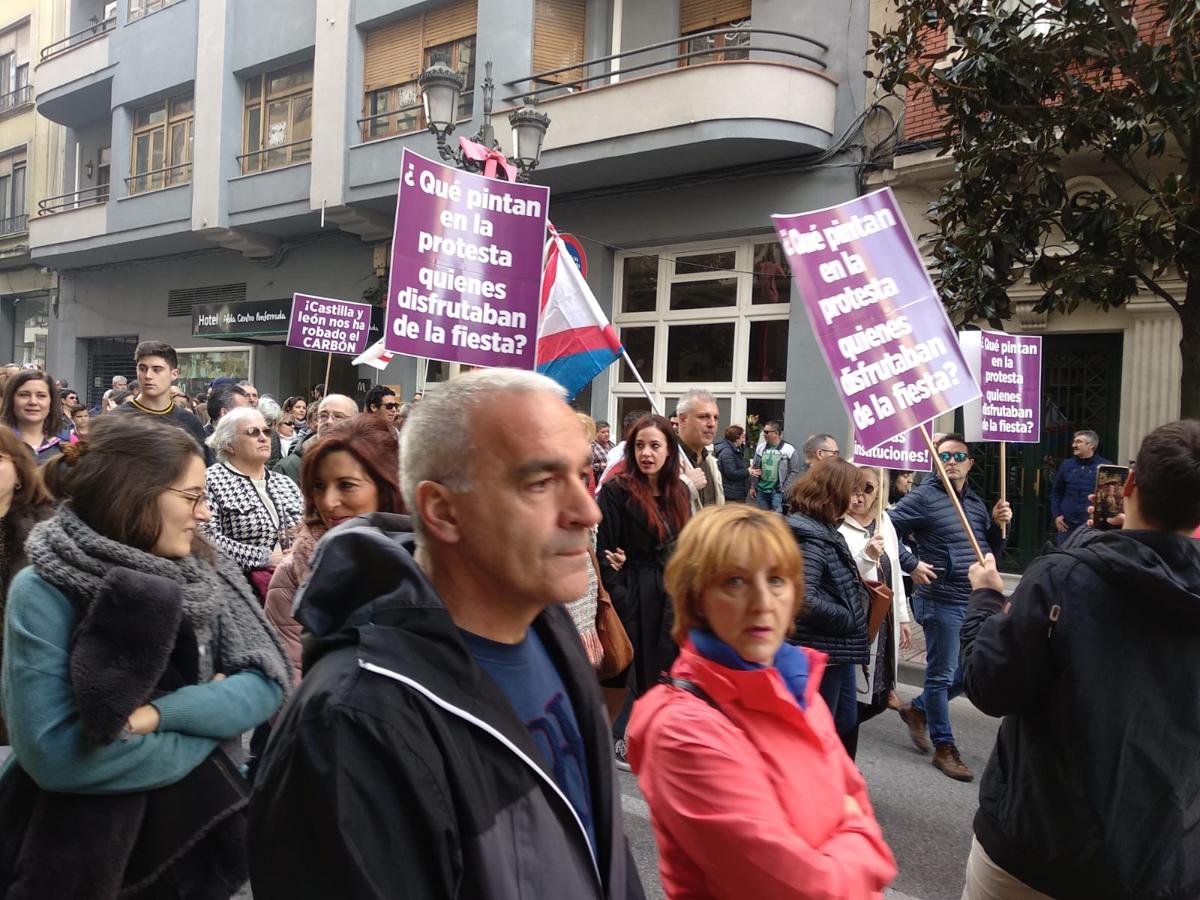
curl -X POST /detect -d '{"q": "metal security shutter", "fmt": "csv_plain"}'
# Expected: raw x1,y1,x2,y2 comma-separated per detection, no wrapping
86,336,138,407
532,0,586,83
167,282,247,318
362,1,477,92
679,0,750,33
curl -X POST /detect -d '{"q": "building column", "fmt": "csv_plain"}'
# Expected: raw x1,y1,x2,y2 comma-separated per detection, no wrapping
1120,297,1182,462
191,0,234,232
311,0,353,217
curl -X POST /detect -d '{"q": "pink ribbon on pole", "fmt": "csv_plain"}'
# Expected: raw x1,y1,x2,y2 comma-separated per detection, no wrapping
458,136,518,182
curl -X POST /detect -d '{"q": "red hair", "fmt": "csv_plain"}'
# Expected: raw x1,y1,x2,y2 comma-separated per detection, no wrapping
618,414,690,542
299,416,404,527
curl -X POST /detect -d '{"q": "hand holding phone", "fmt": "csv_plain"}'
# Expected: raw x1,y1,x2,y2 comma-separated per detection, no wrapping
1093,465,1130,530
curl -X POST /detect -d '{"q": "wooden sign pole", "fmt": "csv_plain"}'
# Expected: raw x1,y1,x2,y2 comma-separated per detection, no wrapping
999,442,1008,540
323,352,333,396
919,423,985,564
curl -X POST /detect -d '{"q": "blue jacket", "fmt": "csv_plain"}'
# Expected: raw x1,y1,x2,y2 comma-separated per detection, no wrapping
713,439,749,501
1050,454,1111,527
887,477,1005,606
785,513,869,665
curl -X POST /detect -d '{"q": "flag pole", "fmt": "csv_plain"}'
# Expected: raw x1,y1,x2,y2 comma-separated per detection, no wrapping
620,348,660,417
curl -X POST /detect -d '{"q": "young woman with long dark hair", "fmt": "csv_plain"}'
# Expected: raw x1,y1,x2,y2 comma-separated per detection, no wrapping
2,371,63,462
597,414,692,703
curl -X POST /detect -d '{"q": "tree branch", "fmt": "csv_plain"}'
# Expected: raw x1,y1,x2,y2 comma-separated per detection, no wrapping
1135,270,1184,314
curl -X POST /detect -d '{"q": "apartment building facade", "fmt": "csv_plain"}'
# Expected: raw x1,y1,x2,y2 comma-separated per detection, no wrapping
1,0,62,372
30,0,868,432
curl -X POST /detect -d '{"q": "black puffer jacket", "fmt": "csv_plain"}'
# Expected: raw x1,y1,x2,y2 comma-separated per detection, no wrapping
887,476,1004,605
785,513,868,664
713,440,749,502
961,528,1200,900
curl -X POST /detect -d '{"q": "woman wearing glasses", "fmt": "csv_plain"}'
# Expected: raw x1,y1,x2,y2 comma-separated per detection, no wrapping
0,416,291,897
785,458,873,757
202,407,303,580
840,466,912,722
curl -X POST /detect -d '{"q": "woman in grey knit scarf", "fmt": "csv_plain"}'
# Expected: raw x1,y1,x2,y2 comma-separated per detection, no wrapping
0,416,290,900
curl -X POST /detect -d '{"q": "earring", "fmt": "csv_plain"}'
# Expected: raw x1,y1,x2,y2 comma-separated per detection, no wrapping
14,482,21,490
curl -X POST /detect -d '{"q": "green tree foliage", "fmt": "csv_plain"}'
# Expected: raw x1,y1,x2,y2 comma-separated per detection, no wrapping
873,1,1200,417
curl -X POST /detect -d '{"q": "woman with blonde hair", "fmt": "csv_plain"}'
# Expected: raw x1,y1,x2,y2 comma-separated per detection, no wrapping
628,504,895,899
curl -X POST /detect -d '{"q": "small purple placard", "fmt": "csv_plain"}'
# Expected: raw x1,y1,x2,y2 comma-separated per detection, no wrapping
383,148,550,369
850,429,933,472
285,293,373,356
773,187,981,452
960,330,1043,443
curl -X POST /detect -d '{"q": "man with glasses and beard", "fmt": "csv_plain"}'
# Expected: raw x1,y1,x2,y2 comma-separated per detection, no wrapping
887,433,1011,783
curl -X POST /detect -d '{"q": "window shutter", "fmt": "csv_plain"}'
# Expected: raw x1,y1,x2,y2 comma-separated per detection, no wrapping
532,0,587,82
363,16,422,92
422,0,477,49
679,0,751,33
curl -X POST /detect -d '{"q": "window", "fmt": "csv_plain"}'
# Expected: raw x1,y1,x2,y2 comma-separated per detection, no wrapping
128,0,181,23
0,20,34,115
612,236,791,431
130,94,192,193
360,1,477,141
13,296,47,368
679,0,751,65
532,0,587,85
243,63,313,173
0,151,27,235
96,147,111,198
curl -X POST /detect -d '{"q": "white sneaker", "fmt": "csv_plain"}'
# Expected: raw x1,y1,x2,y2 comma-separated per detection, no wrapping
614,737,631,772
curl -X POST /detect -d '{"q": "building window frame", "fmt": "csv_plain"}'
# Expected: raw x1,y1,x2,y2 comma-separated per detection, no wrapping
0,151,27,236
610,234,791,430
129,94,193,194
241,62,314,174
680,17,751,66
127,0,183,24
362,34,476,142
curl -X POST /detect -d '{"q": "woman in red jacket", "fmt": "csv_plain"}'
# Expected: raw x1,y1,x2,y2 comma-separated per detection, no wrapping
627,504,896,899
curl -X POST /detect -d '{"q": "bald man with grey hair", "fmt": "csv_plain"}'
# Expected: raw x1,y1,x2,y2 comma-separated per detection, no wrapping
251,368,644,899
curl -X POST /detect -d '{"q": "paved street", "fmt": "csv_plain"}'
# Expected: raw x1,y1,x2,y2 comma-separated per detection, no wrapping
619,684,1001,900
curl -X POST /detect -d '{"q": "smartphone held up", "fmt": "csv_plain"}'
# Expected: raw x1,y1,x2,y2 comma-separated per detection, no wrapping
1093,465,1130,530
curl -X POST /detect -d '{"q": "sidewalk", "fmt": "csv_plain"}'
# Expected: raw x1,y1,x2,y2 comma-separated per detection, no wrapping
898,572,1020,688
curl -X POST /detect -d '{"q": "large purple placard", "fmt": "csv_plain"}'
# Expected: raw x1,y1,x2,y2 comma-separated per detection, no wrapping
773,187,980,452
960,330,1042,442
286,293,373,356
384,149,550,368
849,429,933,472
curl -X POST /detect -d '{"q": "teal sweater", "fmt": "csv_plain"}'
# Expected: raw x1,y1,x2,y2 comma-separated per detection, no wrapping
1,567,282,793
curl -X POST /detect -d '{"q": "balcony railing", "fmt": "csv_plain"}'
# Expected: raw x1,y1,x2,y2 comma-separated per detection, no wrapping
40,16,115,62
236,139,312,175
357,104,424,143
125,161,192,194
0,85,34,115
0,214,28,235
37,184,109,215
503,27,829,104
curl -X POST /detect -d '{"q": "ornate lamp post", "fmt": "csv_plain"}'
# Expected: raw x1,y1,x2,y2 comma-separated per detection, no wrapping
419,59,550,182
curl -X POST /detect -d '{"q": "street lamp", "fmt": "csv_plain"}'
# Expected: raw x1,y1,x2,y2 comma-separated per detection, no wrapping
418,59,550,182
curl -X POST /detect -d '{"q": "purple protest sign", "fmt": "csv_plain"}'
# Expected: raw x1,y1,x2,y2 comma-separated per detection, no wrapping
773,187,980,452
960,330,1042,443
286,293,373,356
384,148,550,369
849,429,933,472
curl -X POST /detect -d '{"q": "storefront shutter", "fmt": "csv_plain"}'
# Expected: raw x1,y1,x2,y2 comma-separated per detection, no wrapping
532,0,587,82
422,0,478,50
363,16,422,92
679,0,751,33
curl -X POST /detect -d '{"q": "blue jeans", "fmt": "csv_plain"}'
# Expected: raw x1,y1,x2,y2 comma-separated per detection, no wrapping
755,488,783,512
910,595,965,747
818,662,858,738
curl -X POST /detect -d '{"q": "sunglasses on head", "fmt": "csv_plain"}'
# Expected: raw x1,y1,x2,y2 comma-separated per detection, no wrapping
939,451,969,463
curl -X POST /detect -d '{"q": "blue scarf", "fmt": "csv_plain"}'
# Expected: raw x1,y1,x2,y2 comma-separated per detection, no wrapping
689,628,808,710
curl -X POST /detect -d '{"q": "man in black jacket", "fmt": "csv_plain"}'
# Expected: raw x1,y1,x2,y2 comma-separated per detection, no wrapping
248,369,644,900
959,420,1200,900
887,434,1010,782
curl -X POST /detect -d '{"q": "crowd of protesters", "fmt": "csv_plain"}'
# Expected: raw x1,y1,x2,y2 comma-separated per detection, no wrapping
0,344,1197,900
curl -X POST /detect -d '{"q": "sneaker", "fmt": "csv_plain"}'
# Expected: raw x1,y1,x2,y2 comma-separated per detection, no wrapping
614,737,631,772
898,703,932,753
932,743,973,782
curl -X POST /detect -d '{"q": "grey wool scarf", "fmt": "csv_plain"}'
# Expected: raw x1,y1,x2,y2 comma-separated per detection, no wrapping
26,507,292,700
